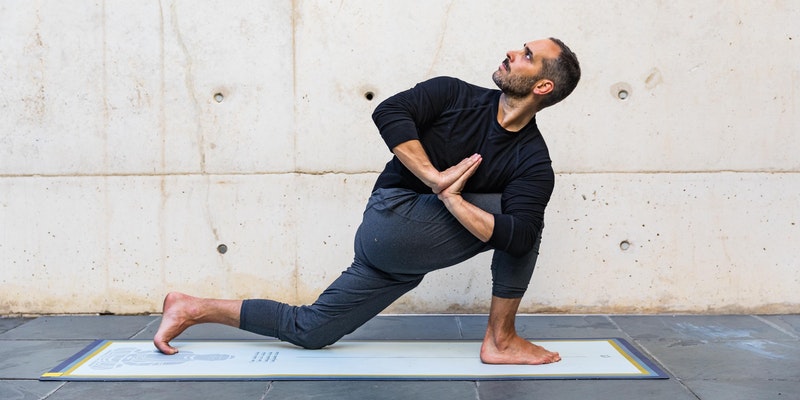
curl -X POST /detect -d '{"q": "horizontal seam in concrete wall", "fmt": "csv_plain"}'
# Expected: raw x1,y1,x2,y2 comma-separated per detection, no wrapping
1,170,798,179
0,171,383,178
556,170,800,175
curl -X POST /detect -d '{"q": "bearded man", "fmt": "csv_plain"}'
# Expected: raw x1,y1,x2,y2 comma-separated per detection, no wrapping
155,38,580,365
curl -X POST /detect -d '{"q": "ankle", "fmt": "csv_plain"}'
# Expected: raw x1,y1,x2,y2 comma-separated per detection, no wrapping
485,328,518,349
164,292,202,323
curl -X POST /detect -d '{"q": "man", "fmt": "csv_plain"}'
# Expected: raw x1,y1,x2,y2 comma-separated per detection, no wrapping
154,38,580,365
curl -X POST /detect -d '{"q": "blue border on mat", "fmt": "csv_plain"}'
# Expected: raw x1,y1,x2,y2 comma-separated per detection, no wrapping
42,339,108,377
609,338,668,379
40,338,668,382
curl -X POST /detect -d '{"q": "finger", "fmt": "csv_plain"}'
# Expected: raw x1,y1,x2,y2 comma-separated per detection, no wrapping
444,157,482,195
453,153,481,171
462,156,482,177
436,154,481,188
461,153,481,168
453,157,482,184
436,154,481,192
450,154,482,179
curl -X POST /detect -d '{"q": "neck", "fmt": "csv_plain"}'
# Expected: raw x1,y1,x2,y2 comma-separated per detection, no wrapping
497,93,539,132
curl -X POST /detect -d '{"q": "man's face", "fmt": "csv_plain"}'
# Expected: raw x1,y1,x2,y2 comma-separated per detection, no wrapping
492,39,560,98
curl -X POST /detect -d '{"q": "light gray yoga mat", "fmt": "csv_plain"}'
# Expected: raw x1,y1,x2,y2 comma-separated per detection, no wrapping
42,339,667,381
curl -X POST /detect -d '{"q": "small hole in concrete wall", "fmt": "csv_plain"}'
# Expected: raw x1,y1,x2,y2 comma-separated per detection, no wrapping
364,91,375,101
619,240,631,251
214,93,224,103
217,244,228,254
610,82,632,101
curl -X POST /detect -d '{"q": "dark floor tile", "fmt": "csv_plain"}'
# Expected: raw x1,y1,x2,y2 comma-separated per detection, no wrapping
637,338,800,381
0,316,157,340
0,380,64,400
3,314,798,400
131,318,272,340
612,315,790,341
267,380,477,400
760,314,800,339
683,379,800,400
0,318,33,334
46,381,269,400
477,379,697,400
458,315,624,340
343,315,461,340
0,341,92,379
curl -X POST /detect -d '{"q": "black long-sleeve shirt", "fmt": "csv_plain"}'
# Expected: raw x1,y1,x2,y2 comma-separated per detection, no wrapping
371,76,555,257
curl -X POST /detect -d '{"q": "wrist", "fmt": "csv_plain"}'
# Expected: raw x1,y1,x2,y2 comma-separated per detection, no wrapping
439,192,463,208
424,170,443,192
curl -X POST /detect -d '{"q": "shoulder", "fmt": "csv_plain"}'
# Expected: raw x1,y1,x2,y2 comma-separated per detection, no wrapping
517,128,554,177
418,76,492,96
418,76,465,88
416,76,497,109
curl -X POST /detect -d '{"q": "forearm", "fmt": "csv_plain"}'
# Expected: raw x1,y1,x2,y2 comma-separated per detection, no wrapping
394,139,495,241
391,140,440,191
440,194,495,242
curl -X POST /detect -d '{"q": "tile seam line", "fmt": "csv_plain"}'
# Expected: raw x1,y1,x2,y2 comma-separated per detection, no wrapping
128,317,162,340
750,315,800,340
604,315,635,341
606,315,682,380
41,382,68,400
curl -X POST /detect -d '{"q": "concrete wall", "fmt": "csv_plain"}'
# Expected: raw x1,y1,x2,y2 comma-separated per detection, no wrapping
1,1,798,315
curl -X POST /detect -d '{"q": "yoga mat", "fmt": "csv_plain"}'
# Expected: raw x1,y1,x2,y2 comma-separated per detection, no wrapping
41,339,667,381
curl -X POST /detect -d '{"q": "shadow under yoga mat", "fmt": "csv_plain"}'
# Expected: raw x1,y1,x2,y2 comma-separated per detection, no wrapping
41,339,667,381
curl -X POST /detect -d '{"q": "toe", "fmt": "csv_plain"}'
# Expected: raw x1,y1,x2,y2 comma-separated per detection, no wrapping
154,340,178,355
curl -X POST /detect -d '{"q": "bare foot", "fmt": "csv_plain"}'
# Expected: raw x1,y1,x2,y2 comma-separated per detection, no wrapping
153,292,199,355
480,333,561,365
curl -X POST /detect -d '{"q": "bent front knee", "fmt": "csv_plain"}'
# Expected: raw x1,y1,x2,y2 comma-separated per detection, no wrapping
288,331,340,350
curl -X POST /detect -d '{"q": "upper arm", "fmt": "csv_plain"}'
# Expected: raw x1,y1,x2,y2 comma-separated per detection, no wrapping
489,161,554,256
371,77,459,150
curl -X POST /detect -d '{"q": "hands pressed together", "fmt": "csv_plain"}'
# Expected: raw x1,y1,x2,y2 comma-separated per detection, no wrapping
391,140,483,198
432,153,482,200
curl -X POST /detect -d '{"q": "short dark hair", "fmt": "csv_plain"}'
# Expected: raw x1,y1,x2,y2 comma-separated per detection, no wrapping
537,37,581,109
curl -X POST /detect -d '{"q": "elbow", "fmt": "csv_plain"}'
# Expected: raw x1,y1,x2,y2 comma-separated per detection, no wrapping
500,223,543,258
505,244,532,258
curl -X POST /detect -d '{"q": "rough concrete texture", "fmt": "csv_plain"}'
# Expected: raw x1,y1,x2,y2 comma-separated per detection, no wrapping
0,1,798,314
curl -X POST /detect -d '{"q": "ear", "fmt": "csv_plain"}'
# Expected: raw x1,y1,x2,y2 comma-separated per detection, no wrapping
533,79,554,96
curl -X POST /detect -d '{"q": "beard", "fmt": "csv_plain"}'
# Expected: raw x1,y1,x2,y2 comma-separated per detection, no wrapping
492,69,538,99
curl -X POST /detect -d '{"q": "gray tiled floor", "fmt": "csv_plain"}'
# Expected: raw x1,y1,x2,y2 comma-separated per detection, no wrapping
0,314,798,399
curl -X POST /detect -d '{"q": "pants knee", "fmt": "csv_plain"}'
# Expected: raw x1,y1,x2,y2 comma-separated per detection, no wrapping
288,329,342,350
492,285,528,299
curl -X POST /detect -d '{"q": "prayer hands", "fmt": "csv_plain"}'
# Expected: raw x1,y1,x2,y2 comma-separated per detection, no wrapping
390,140,482,196
436,154,482,199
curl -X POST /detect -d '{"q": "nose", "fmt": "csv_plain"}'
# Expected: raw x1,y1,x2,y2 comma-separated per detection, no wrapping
506,49,522,62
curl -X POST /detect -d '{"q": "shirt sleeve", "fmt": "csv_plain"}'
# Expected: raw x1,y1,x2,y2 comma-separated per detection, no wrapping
487,156,554,257
371,76,459,150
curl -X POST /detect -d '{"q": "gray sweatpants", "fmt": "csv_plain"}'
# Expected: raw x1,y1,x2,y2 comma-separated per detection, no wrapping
239,188,542,349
